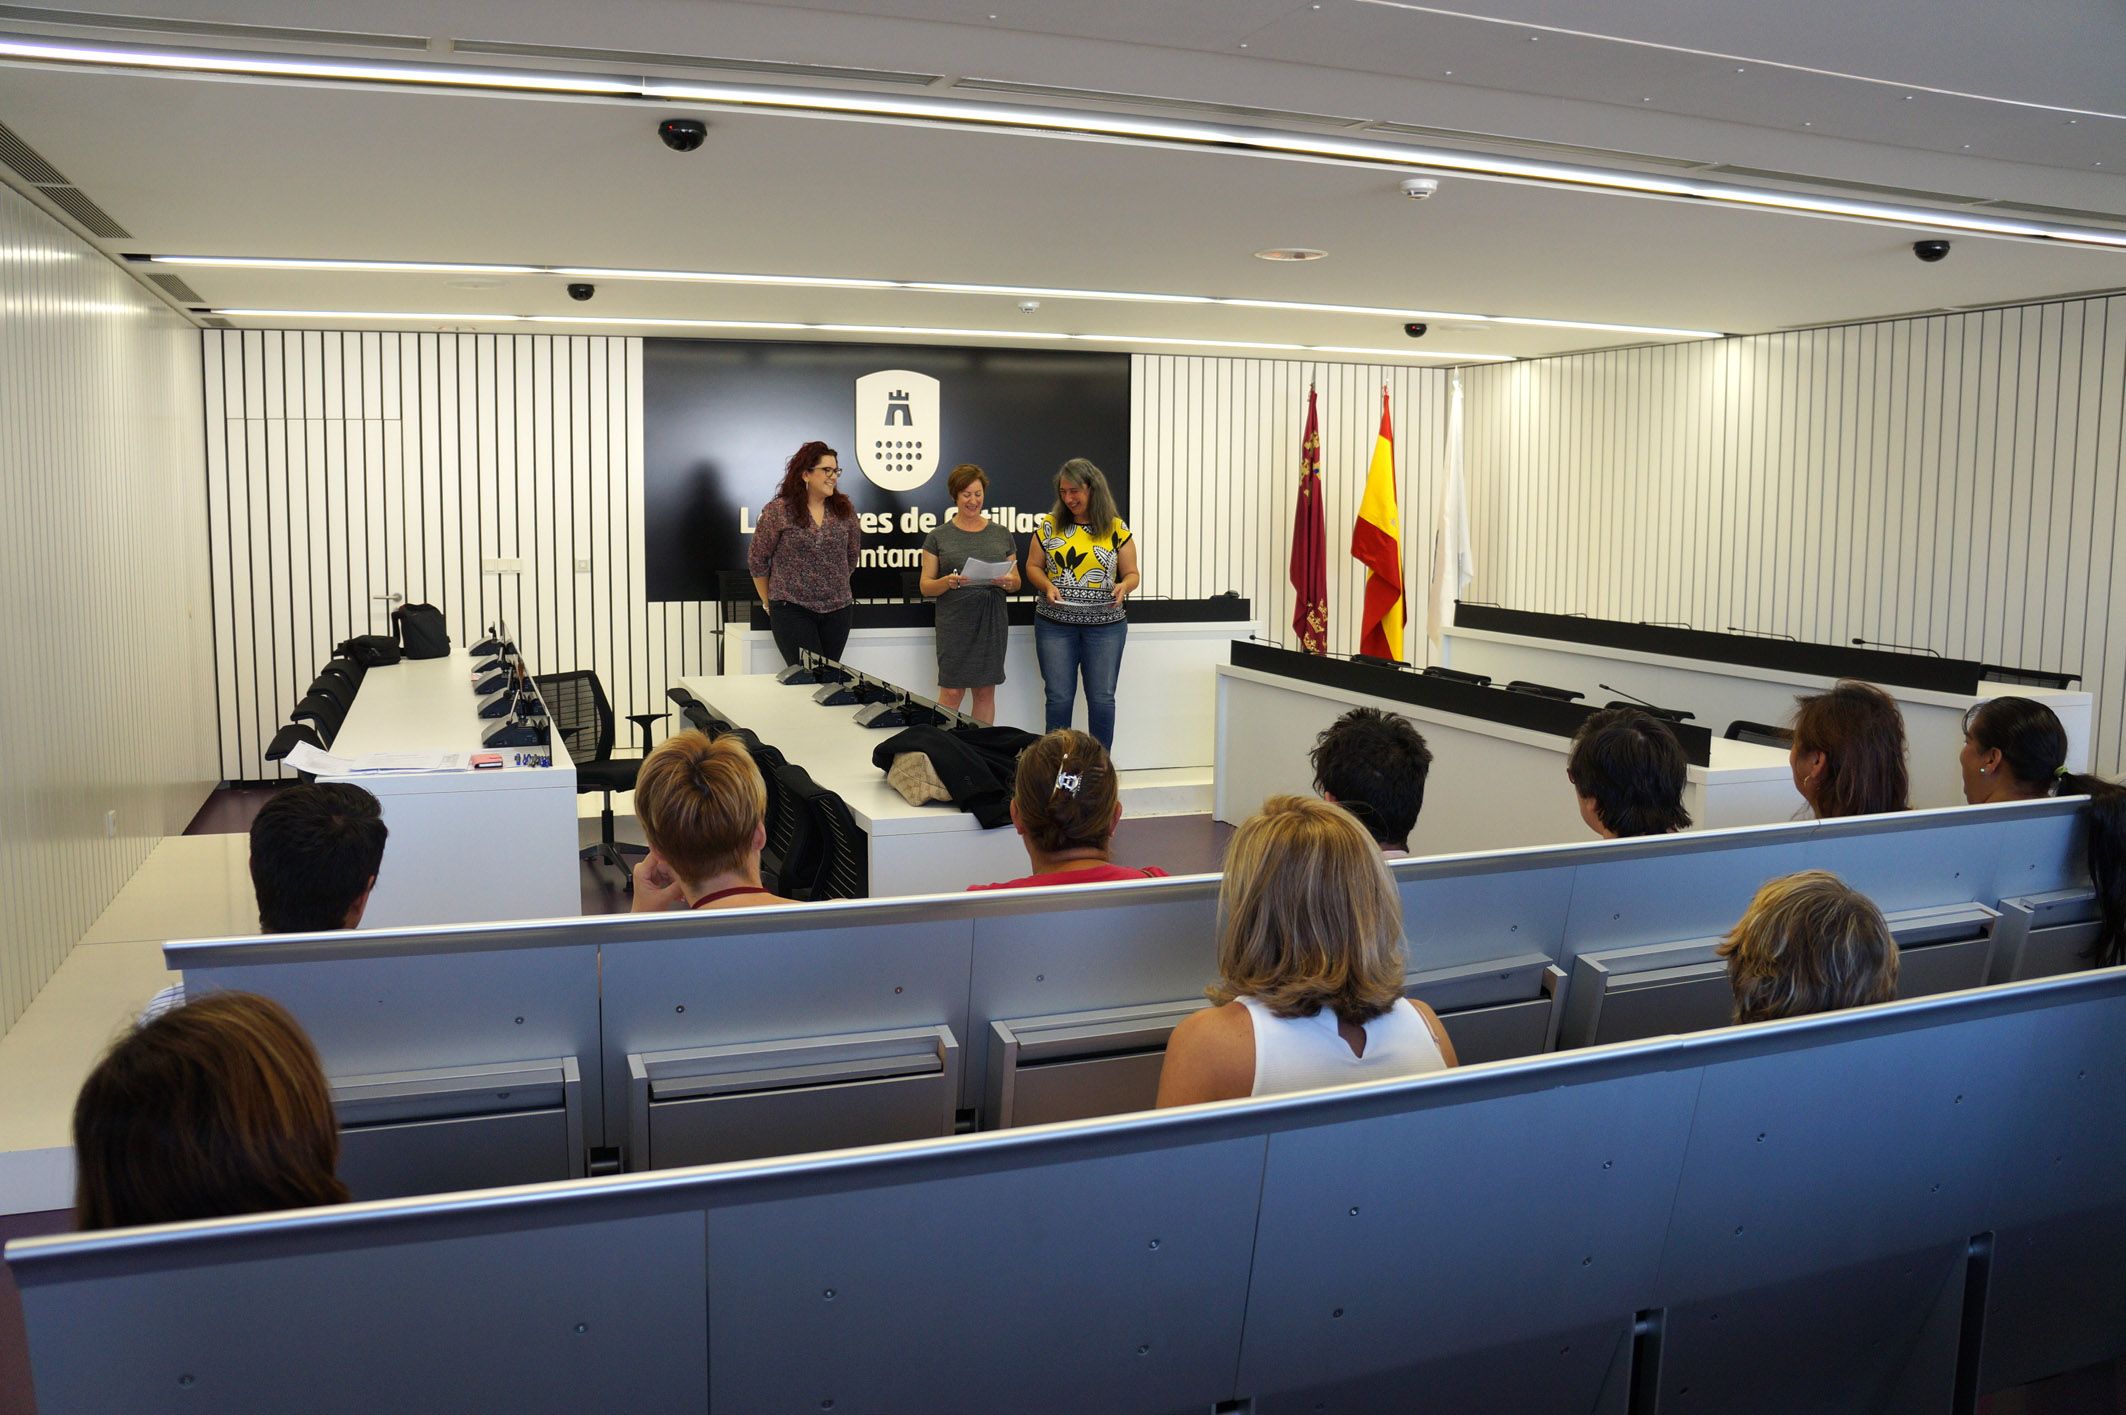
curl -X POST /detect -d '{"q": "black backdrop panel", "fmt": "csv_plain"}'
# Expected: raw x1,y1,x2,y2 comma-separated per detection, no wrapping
643,340,1130,603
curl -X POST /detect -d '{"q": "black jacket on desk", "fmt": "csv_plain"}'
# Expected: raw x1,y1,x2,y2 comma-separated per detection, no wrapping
870,724,1039,829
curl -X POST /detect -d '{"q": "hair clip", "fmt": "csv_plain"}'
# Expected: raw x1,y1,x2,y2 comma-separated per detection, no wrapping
2057,765,2072,778
1055,770,1082,796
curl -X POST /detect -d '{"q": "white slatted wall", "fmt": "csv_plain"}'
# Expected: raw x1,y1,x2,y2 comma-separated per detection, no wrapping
1459,297,2126,774
202,332,718,780
1133,356,1451,659
0,187,216,1035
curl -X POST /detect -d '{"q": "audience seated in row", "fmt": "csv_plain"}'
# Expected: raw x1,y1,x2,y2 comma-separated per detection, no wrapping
1790,679,1910,819
1719,870,1899,1023
1156,796,1457,1106
1308,707,1432,856
1567,706,1692,838
75,991,347,1230
630,731,794,912
142,782,389,1021
970,729,1168,889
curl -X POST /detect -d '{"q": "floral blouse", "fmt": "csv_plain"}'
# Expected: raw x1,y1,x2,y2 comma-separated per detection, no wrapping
748,498,862,613
1034,514,1132,627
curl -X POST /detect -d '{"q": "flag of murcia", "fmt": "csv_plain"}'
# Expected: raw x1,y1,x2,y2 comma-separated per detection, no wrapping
854,370,941,492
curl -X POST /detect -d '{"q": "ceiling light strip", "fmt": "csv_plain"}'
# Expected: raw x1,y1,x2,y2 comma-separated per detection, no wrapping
151,256,1721,339
11,34,2124,250
207,308,1513,361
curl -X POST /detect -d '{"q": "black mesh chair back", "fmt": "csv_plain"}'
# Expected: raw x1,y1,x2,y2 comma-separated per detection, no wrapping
773,762,851,900
321,656,365,690
1505,679,1584,702
290,692,346,745
721,730,795,891
802,784,868,900
1725,719,1795,748
535,671,616,767
305,675,355,715
265,722,324,781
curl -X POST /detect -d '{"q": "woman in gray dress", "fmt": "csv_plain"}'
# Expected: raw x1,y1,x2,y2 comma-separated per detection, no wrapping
919,463,1021,723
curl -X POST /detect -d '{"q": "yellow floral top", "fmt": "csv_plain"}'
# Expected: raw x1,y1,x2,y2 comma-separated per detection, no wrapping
1035,514,1132,626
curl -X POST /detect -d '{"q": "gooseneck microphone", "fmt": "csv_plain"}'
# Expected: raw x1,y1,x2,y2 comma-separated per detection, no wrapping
1599,682,1656,708
1726,625,1797,641
1852,636,1943,658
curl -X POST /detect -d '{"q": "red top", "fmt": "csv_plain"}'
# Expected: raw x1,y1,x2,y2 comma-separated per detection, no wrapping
968,863,1169,891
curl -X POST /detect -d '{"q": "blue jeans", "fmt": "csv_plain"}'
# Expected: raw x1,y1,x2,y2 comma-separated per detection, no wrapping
1034,616,1127,748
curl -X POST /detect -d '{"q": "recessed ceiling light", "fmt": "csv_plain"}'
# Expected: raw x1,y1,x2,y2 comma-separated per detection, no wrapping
19,37,2125,252
1902,94,1914,101
1442,69,1453,76
1254,247,1328,261
1735,66,1746,73
207,308,1515,363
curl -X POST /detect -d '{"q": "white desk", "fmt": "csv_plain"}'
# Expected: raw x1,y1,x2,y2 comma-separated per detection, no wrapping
678,673,1035,896
1440,627,2093,811
722,613,1256,771
1215,663,1802,854
322,652,581,926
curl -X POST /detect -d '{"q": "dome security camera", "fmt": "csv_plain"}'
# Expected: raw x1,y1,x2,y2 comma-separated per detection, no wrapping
658,118,708,152
1017,300,1041,314
1399,177,1441,200
567,282,596,302
1403,322,1429,338
1913,239,1951,262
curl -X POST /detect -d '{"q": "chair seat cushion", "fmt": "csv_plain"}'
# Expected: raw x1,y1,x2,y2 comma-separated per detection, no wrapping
575,758,641,794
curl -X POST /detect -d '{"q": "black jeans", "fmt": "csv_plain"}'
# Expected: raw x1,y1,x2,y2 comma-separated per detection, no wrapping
767,601,854,667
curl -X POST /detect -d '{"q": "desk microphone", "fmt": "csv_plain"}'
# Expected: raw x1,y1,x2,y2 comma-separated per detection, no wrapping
1635,619,1692,630
1726,625,1797,641
1852,636,1943,657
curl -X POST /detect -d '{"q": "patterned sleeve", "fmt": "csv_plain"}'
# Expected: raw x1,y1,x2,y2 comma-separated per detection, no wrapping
747,498,783,577
1110,518,1132,548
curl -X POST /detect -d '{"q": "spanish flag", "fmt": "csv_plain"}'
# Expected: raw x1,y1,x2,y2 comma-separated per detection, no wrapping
1352,387,1405,660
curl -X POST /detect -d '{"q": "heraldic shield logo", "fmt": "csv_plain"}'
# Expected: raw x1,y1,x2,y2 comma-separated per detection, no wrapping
854,370,941,492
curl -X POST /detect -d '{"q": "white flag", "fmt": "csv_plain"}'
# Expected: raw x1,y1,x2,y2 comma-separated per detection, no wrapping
1426,373,1474,658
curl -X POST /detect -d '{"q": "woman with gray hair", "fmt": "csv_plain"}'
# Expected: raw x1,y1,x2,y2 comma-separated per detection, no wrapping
1024,458,1140,749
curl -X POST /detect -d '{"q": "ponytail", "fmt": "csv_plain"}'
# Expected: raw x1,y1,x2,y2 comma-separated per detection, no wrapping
2059,773,2126,968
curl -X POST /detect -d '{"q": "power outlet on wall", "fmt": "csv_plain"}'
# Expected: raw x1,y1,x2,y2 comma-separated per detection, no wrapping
103,809,117,839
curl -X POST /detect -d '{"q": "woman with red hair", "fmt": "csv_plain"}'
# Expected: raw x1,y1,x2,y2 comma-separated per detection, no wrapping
748,440,863,666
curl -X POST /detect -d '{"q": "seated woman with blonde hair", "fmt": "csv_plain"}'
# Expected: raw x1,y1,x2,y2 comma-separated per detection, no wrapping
630,731,795,911
1717,869,1899,1023
1156,796,1456,1106
73,991,349,1229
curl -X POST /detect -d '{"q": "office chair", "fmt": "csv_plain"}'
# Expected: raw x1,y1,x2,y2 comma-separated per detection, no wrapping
665,687,727,738
1505,679,1585,702
723,729,798,893
303,674,355,716
319,656,365,692
1724,719,1794,749
1606,700,1695,724
264,722,324,782
289,692,346,746
534,670,667,890
772,762,865,900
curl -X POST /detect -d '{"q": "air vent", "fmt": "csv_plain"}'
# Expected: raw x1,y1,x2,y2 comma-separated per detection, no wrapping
0,120,67,185
150,272,205,303
1363,119,1704,170
0,4,427,48
952,77,1363,130
39,187,130,238
453,39,943,87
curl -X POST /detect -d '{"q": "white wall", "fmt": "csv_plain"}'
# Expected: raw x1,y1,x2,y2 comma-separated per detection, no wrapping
1459,298,2126,774
0,187,216,1034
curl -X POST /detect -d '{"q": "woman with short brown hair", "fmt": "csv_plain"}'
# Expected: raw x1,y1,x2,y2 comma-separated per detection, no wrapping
73,992,349,1230
968,729,1166,890
1718,870,1899,1023
630,731,794,911
1156,796,1455,1106
919,462,1020,723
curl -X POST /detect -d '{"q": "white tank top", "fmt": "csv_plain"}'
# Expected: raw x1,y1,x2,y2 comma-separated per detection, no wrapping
1239,995,1447,1098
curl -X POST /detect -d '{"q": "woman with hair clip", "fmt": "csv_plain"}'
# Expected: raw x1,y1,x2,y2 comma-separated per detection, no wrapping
73,992,350,1230
1025,458,1139,749
1959,696,2126,967
748,440,863,667
968,729,1166,890
1788,680,1910,818
1156,795,1456,1106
